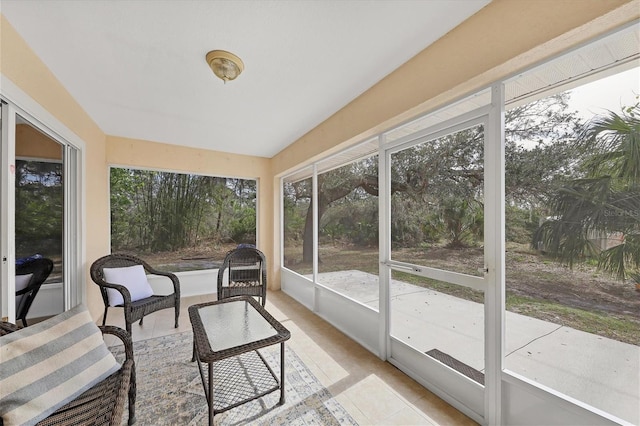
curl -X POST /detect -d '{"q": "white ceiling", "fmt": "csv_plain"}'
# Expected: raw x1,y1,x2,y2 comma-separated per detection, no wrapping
1,0,491,158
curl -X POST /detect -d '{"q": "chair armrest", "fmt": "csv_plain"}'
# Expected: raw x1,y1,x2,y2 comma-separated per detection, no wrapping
15,286,34,296
94,279,134,306
100,325,136,425
100,325,134,362
145,267,181,297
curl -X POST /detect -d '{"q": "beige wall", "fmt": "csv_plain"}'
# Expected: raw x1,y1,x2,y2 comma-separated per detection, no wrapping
1,0,638,314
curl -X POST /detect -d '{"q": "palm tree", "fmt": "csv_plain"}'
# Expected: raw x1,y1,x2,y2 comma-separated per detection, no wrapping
533,104,640,282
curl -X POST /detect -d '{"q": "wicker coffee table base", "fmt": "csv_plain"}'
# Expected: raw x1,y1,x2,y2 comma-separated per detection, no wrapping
189,297,291,426
194,343,285,419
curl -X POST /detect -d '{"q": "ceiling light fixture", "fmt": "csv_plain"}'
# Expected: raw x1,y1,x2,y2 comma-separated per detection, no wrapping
206,50,244,83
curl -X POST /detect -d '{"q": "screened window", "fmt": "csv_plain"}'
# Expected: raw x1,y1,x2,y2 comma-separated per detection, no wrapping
110,167,256,272
503,71,639,423
390,123,485,276
317,156,379,307
282,172,312,276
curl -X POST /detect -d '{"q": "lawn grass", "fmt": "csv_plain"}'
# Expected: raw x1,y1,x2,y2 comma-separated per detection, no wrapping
506,295,640,345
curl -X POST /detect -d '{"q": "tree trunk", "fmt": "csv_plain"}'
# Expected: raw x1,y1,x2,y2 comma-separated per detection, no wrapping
302,200,314,263
300,174,382,263
302,197,329,263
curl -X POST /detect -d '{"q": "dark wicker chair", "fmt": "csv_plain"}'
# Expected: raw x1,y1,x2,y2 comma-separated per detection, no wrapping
217,247,267,306
90,253,180,334
15,257,54,327
0,321,136,426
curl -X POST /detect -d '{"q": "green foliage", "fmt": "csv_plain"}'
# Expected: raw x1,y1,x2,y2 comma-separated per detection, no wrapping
533,105,640,281
320,222,346,245
229,206,256,243
281,89,639,288
420,211,444,243
390,196,431,247
580,107,640,185
389,124,485,248
506,205,539,244
109,167,138,249
283,180,310,242
441,198,483,248
505,94,586,213
320,193,378,246
14,160,63,257
110,168,256,253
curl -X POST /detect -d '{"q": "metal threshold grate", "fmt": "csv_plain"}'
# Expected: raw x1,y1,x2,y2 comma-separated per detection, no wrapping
426,349,485,385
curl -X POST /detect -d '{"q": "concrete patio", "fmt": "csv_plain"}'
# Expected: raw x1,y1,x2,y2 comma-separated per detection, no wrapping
314,270,640,424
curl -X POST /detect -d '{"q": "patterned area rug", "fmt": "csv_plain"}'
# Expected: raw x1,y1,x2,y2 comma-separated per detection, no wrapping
109,331,357,425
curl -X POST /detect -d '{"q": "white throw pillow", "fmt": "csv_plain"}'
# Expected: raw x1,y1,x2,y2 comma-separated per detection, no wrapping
15,273,33,292
15,273,34,309
103,265,154,306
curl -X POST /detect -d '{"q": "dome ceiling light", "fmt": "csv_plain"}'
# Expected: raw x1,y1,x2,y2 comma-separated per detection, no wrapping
206,50,244,83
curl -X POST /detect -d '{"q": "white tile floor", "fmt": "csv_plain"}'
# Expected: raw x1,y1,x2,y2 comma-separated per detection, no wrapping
101,290,477,425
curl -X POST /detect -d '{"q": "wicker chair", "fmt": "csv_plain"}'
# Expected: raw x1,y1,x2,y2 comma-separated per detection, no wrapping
0,321,136,426
217,247,267,306
15,257,54,327
90,253,180,334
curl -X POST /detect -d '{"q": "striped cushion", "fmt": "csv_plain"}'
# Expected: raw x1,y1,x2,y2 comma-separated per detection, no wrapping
0,304,120,426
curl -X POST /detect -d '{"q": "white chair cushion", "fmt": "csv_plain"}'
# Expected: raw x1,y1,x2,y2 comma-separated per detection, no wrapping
15,273,34,310
15,273,33,292
103,264,154,306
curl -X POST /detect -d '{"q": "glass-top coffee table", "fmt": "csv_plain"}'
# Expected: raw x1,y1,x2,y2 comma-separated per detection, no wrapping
188,296,291,425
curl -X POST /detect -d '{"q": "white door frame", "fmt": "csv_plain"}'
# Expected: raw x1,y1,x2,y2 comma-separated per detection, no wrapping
1,76,86,321
381,102,498,424
1,100,17,321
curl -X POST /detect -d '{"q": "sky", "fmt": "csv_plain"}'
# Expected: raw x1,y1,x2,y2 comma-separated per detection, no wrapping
568,66,640,121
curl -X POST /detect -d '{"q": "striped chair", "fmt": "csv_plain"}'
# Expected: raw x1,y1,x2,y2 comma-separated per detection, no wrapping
0,313,136,425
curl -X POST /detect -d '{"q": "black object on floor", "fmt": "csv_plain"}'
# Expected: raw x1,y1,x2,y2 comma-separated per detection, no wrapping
426,348,485,385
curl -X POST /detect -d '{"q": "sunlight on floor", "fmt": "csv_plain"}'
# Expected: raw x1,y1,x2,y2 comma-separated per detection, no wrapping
101,290,477,425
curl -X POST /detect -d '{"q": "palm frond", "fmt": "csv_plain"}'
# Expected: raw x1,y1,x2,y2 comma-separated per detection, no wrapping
580,107,640,185
598,243,628,281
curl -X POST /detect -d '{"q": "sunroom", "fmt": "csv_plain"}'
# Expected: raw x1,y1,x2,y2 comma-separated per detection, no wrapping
1,1,638,425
